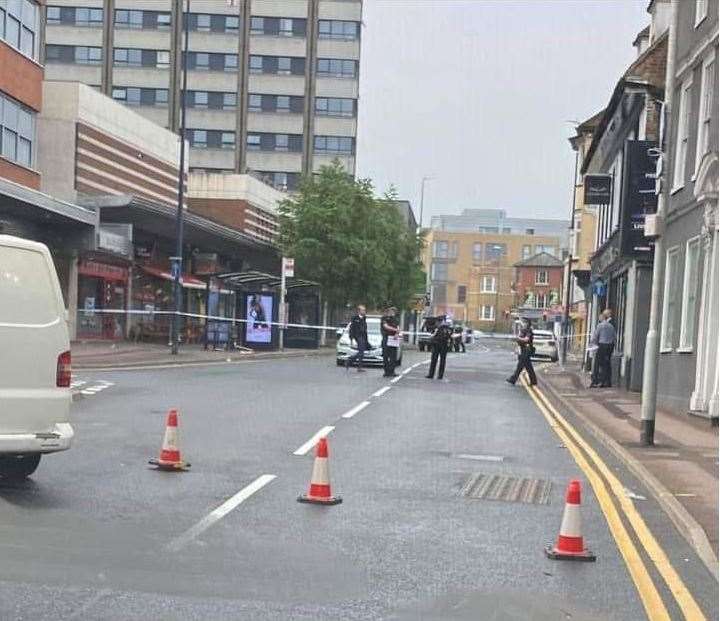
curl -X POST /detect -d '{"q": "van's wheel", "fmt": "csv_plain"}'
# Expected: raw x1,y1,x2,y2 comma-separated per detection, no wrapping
0,454,41,480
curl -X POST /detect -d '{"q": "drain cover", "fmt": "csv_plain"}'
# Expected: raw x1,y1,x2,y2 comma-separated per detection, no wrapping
460,473,552,505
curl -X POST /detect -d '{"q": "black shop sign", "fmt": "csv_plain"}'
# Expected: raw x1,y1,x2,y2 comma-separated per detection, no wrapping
620,140,658,256
583,175,612,205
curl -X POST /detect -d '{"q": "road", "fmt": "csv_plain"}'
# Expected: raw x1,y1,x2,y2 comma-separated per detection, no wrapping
0,344,716,620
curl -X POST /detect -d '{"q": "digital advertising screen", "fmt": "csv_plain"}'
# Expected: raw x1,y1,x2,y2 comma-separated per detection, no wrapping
246,294,273,344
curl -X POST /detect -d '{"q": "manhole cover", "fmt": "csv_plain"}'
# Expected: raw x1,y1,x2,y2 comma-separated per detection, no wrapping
460,473,552,505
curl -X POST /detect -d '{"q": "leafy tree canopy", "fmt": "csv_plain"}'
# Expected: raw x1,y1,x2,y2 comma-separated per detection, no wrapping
278,161,424,310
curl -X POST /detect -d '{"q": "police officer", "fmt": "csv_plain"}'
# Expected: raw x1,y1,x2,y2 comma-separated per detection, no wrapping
345,304,368,372
506,318,537,386
426,316,453,380
381,305,401,378
452,325,465,353
590,308,616,388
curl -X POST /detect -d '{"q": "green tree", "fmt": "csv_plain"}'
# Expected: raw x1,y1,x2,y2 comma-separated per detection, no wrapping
278,161,423,311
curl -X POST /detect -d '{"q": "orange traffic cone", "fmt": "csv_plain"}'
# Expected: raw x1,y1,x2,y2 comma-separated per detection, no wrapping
297,437,342,505
149,409,190,471
545,480,595,561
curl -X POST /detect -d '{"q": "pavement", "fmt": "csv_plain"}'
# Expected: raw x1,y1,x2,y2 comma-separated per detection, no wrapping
538,360,719,577
0,343,717,620
70,340,332,370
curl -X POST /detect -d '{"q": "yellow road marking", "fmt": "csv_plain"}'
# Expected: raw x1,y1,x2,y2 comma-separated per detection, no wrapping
529,383,706,621
521,379,671,621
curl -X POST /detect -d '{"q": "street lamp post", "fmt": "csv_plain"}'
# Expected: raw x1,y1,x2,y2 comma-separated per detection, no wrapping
560,149,580,367
418,176,433,230
170,0,190,355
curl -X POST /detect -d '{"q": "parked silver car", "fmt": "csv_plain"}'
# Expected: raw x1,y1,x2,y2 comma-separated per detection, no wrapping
336,316,403,367
531,329,559,362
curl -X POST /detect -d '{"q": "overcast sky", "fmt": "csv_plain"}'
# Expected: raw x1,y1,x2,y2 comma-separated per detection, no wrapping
355,0,649,224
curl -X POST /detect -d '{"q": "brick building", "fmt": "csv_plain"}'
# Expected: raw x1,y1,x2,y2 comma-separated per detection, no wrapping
513,252,564,322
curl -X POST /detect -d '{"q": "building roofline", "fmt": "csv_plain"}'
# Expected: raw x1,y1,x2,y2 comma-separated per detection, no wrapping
0,177,97,226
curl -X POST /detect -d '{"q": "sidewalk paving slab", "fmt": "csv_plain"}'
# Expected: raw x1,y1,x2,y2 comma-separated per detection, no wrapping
538,362,718,580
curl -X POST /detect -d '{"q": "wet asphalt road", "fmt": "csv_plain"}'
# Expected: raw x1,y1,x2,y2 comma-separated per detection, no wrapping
0,343,716,620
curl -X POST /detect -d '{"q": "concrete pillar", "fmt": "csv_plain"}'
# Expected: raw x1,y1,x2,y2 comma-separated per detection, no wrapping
67,254,79,341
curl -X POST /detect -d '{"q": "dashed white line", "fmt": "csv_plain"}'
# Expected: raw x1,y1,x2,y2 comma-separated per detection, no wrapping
167,474,276,552
293,425,335,456
390,375,402,384
342,401,371,419
372,386,391,397
401,368,413,375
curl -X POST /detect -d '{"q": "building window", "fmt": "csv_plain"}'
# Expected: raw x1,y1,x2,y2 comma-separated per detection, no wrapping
534,245,556,256
0,0,38,60
695,51,715,174
480,305,495,321
535,270,549,285
246,133,302,152
472,242,482,263
114,48,168,68
46,44,103,64
457,285,467,304
249,55,305,76
315,97,355,117
186,129,235,150
314,135,354,155
250,16,306,37
0,91,35,168
248,94,303,113
317,58,357,78
481,276,496,293
695,0,708,26
660,246,681,350
185,51,238,72
536,293,547,309
449,241,458,258
672,77,693,191
188,13,237,33
522,244,532,259
249,55,263,73
484,243,506,263
679,237,701,350
431,262,448,281
318,19,359,40
258,171,300,192
433,240,448,258
47,6,103,27
115,9,171,30
113,87,168,107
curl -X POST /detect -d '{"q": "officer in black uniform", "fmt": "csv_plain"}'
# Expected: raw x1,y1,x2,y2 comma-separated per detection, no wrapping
506,318,537,386
452,325,465,353
345,304,368,372
426,316,453,380
381,306,400,378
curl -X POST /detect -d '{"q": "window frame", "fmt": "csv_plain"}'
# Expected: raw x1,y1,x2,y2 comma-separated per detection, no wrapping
1,0,37,59
660,245,681,351
678,236,702,351
481,275,496,293
695,0,708,27
479,305,495,321
535,270,549,285
672,76,693,192
694,51,715,177
0,90,35,169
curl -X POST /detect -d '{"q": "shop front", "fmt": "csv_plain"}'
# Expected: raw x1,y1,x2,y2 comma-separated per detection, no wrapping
76,258,129,340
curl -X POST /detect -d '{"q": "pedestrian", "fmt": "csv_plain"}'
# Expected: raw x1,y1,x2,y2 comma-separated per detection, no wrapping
506,318,537,386
345,304,368,372
426,316,453,380
589,308,616,388
452,325,465,353
381,305,401,378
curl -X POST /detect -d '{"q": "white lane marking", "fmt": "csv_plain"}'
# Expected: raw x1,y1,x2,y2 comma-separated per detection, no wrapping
167,474,276,552
455,453,505,462
342,401,371,419
372,386,391,397
80,389,99,395
401,367,413,375
411,362,422,369
390,376,402,384
293,425,335,456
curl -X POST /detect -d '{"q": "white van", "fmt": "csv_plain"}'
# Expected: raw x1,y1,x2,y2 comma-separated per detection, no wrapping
0,235,74,479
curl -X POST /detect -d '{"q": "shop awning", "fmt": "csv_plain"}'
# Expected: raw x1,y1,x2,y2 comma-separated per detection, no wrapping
139,265,207,290
216,269,318,290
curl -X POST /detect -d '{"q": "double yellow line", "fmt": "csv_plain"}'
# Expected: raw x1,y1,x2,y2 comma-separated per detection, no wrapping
521,378,706,621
